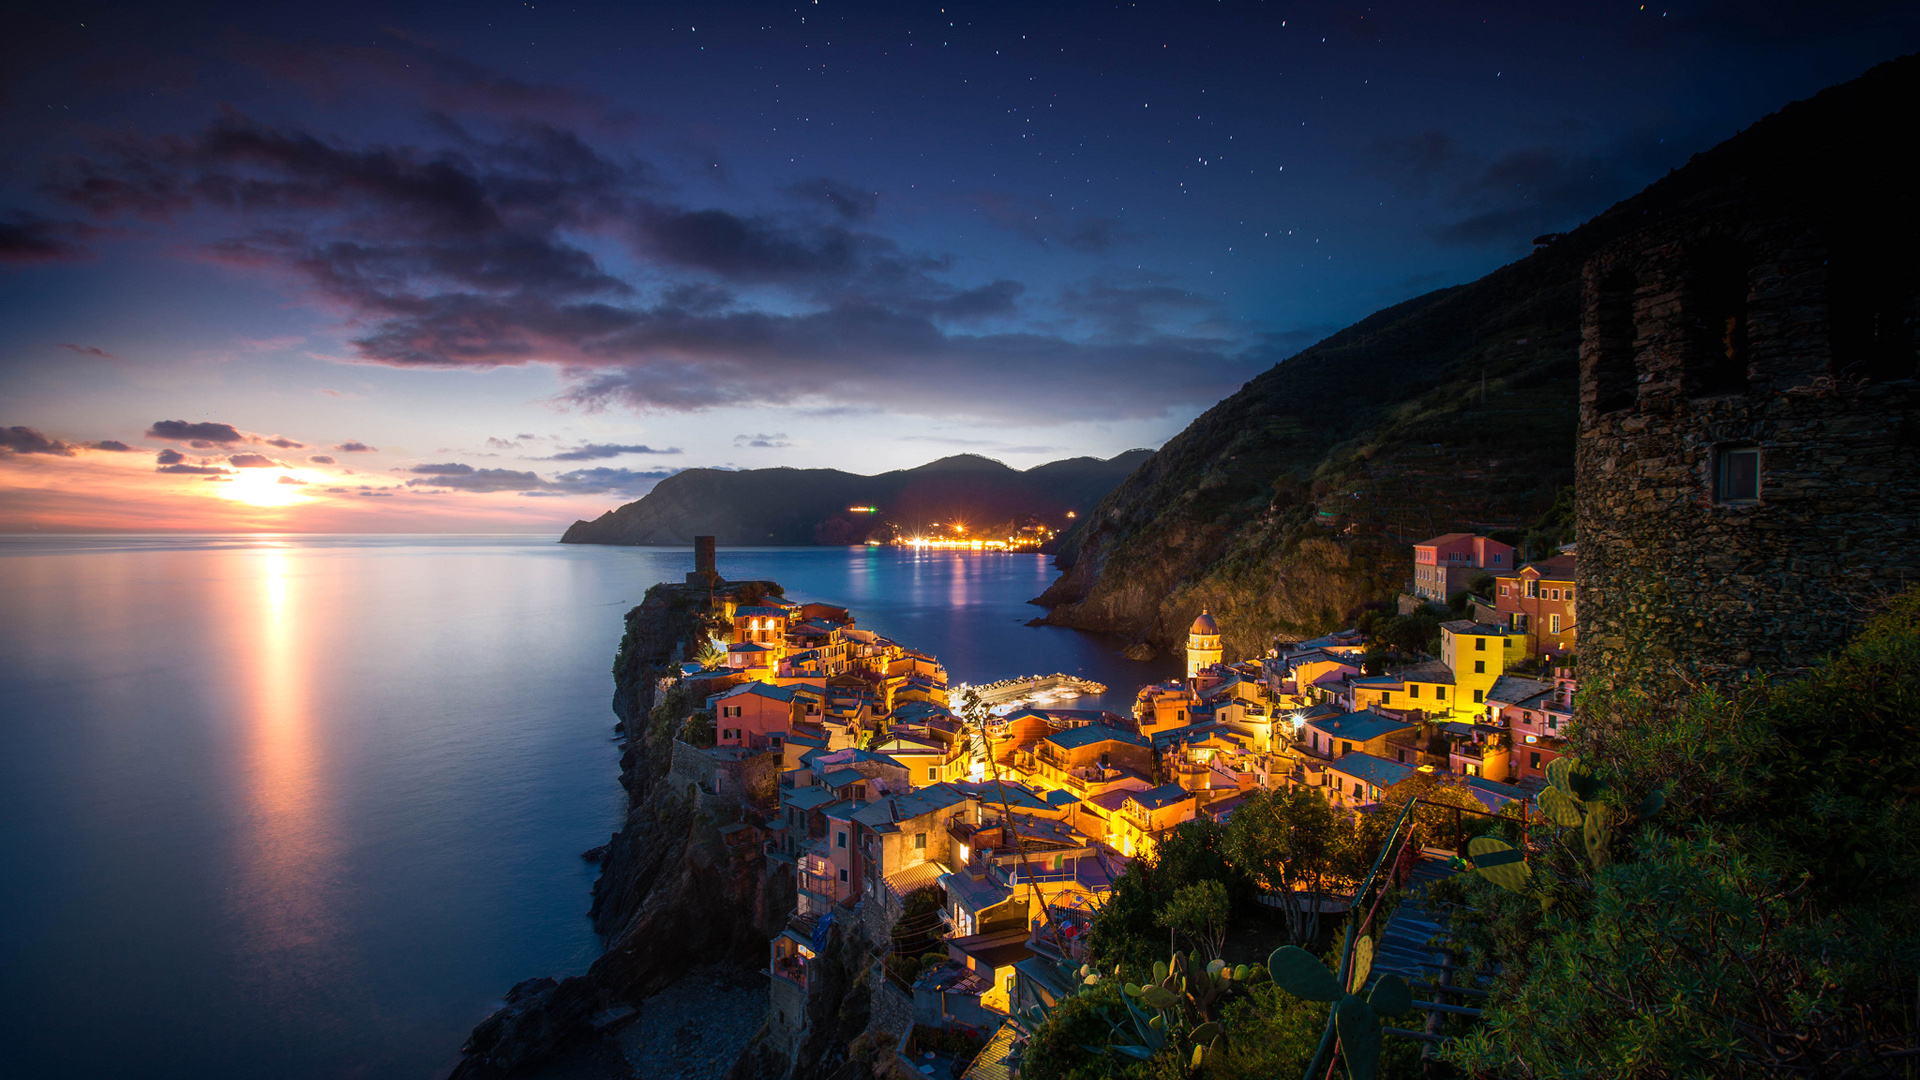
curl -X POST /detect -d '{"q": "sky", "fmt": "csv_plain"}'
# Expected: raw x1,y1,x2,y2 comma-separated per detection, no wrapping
3,1,1915,533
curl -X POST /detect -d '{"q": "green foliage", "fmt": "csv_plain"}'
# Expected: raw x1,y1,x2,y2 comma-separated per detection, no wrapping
1263,937,1415,1080
1220,787,1359,945
677,709,716,747
1436,588,1920,1076
693,636,727,669
1157,881,1231,962
1087,817,1250,972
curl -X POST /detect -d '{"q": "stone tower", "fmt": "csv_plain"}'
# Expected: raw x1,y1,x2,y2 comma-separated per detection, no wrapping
1186,609,1223,678
1574,59,1919,692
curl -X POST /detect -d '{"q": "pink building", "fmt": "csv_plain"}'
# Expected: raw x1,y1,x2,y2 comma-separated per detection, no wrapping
1411,533,1517,602
711,681,804,749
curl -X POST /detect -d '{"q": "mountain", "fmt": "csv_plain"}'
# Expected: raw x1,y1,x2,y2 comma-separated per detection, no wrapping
559,450,1154,546
1033,54,1919,660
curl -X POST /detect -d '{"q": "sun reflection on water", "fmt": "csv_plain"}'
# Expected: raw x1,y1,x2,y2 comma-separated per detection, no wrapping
230,548,339,974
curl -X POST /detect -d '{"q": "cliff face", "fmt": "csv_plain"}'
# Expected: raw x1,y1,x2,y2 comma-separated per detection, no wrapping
560,450,1151,546
1036,60,1917,657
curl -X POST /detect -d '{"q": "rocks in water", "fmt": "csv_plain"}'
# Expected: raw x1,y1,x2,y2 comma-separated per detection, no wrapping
449,975,601,1080
581,843,610,864
1122,641,1157,661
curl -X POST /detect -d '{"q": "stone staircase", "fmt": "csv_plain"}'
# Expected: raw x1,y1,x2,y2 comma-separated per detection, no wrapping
1367,847,1456,983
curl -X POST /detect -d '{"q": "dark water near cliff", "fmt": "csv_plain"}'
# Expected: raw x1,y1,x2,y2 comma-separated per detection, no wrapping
0,536,1174,1080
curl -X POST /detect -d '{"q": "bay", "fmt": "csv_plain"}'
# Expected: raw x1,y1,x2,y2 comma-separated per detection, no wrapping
0,536,1174,1080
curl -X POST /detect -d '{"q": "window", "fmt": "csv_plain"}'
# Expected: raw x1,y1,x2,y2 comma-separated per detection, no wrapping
927,766,937,780
1716,446,1761,503
1567,588,1575,603
1341,740,1353,755
915,832,926,849
1689,238,1751,398
1550,614,1562,634
1525,580,1538,599
1436,687,1447,700
1530,752,1542,770
1474,689,1485,704
1381,692,1392,704
1408,685,1421,699
1491,553,1503,565
836,831,847,849
1591,267,1641,414
1398,749,1409,764
1474,661,1486,674
1475,637,1487,651
839,868,849,883
1500,584,1509,596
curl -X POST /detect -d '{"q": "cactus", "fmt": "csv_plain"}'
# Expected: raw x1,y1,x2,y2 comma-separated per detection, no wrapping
1467,836,1533,893
1267,945,1420,1080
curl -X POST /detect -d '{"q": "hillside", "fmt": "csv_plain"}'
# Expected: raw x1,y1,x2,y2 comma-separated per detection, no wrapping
559,450,1152,546
1034,54,1919,659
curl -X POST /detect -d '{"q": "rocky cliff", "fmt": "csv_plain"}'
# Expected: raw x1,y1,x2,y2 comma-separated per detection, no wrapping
1035,61,1914,659
560,450,1151,546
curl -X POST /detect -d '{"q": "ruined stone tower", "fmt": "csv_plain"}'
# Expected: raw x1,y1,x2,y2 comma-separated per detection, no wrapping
1574,58,1920,691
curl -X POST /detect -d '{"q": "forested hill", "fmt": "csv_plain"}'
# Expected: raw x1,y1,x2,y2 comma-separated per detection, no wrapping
1034,54,1919,660
559,450,1153,546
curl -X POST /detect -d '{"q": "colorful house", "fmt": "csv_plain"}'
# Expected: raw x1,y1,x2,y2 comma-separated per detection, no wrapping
1439,620,1525,717
1494,553,1578,658
711,681,807,750
1323,753,1416,809
1107,783,1197,858
1411,533,1516,603
1301,710,1417,761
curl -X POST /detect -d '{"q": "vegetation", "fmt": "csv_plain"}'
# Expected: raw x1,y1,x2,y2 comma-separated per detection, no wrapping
1432,588,1920,1076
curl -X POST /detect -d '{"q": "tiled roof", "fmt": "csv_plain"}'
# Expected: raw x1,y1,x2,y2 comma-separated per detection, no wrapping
1440,620,1516,636
1326,752,1416,789
734,605,790,617
1043,724,1149,751
883,860,950,899
716,681,797,702
1486,675,1555,706
1128,783,1193,811
1415,532,1476,546
1305,710,1416,743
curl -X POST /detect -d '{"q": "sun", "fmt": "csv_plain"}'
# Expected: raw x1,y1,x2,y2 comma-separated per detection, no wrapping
219,469,315,508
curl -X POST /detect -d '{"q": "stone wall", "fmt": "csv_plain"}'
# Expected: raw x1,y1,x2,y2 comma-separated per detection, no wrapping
1574,141,1919,693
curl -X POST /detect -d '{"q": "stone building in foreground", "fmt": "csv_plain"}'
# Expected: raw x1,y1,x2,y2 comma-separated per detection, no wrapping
1575,56,1919,692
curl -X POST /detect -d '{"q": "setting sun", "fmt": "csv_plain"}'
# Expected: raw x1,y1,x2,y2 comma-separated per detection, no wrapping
220,470,314,507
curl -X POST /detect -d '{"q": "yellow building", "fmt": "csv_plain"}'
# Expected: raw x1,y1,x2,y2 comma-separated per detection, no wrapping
1439,620,1526,718
1186,610,1223,678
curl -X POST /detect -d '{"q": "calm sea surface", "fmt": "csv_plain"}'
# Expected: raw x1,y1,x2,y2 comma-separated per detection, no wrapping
0,536,1174,1080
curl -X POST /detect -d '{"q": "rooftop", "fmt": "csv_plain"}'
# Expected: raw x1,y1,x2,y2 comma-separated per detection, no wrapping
1127,783,1193,811
1042,724,1150,751
1326,752,1416,789
1305,710,1417,743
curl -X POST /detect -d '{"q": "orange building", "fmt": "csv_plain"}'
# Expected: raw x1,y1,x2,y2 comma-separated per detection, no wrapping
1494,553,1577,658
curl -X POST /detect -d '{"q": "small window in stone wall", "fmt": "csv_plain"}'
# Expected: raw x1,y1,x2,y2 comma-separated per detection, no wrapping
1689,239,1752,398
1592,268,1641,413
1828,225,1918,383
1716,446,1761,503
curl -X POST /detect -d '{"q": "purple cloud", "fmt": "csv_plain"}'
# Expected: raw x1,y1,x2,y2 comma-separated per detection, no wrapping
1,425,76,457
147,420,245,446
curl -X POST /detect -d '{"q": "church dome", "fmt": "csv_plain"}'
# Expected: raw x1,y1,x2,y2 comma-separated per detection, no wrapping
1189,609,1219,636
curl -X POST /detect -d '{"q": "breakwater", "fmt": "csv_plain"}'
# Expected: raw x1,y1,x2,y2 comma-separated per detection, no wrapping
961,672,1108,708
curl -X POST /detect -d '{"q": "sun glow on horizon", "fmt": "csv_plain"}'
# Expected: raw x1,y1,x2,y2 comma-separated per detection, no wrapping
219,469,316,508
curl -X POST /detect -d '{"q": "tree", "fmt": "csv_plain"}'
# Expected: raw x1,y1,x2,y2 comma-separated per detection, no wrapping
677,710,715,747
1157,880,1230,961
1222,788,1347,944
693,636,727,669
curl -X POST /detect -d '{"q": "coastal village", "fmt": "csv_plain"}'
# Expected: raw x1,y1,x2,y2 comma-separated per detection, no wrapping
659,531,1579,1073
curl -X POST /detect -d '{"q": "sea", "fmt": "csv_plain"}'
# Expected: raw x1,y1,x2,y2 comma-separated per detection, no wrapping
0,536,1176,1080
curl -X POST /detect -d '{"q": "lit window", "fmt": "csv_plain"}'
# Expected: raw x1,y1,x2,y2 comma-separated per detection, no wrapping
1550,614,1562,634
1717,446,1761,503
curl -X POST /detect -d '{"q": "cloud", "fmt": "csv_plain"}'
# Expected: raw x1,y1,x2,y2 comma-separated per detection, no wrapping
550,466,678,494
262,436,305,449
57,343,117,359
0,212,92,264
358,490,394,497
405,467,545,492
47,114,1268,424
308,454,336,464
147,420,245,446
277,475,307,485
227,453,282,468
90,439,133,451
1,425,76,456
733,432,793,449
335,441,377,452
155,448,184,465
519,490,566,497
408,462,474,475
158,462,232,475
543,442,681,460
